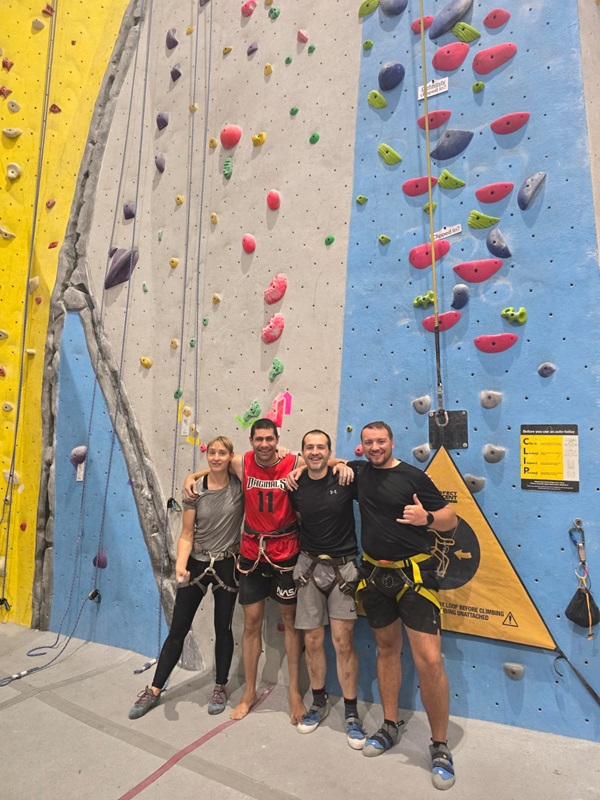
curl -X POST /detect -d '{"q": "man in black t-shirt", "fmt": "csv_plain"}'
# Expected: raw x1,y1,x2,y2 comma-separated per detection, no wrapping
289,430,367,751
349,421,458,791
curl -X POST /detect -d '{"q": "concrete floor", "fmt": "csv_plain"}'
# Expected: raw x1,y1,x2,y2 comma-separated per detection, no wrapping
1,623,599,800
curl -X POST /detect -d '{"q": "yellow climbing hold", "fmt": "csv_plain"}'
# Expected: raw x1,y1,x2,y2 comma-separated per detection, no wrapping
437,169,466,189
140,356,153,369
210,213,218,224
209,138,218,149
212,293,222,304
189,103,198,112
368,90,387,109
223,45,232,54
169,257,179,268
359,0,379,18
175,195,185,205
187,26,195,34
182,405,192,417
170,338,179,349
264,63,273,75
252,132,267,146
377,143,402,165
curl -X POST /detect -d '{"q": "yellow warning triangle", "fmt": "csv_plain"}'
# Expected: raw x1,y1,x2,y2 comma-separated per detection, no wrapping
426,447,556,650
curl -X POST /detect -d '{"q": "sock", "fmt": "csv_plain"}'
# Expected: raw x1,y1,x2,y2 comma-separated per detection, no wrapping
312,687,327,707
431,739,448,749
344,698,358,719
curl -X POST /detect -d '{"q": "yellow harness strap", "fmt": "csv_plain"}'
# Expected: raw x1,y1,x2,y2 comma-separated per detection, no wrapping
358,552,441,611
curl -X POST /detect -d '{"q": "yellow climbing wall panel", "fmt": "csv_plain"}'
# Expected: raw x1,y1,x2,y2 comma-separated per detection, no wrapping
0,0,129,625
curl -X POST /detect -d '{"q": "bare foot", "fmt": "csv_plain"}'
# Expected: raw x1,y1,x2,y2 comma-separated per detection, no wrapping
230,692,258,720
289,692,307,725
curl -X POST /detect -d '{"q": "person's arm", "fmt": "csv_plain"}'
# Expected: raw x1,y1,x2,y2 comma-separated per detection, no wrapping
182,454,243,501
175,508,196,583
396,493,458,531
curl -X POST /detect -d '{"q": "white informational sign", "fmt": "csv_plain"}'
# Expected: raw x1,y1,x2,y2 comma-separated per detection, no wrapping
434,224,462,241
418,77,449,100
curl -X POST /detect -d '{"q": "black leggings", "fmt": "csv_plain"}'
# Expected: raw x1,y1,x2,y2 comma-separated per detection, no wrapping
152,555,238,689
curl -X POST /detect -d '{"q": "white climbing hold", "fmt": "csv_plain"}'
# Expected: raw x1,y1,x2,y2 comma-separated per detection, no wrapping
6,162,21,180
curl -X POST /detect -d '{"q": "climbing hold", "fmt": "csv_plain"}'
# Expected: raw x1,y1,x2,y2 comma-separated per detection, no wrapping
28,277,39,293
285,56,292,65
473,43,517,75
325,235,335,246
105,247,139,289
490,112,530,135
0,226,16,240
409,239,450,269
503,662,524,680
247,42,258,56
264,63,273,76
480,390,502,409
182,406,192,417
123,201,136,220
378,234,391,245
32,18,45,30
187,26,195,35
166,28,179,49
6,163,21,180
0,86,13,98
517,172,546,210
158,230,163,242
210,213,218,224
2,58,14,72
0,330,8,340
174,388,183,399
264,274,288,304
7,100,20,112
142,282,149,293
537,362,556,378
202,318,209,326
269,358,285,381
413,290,435,309
169,258,179,268
472,81,485,93
25,349,36,355
411,15,434,33
140,356,153,369
430,129,474,160
189,339,196,348
223,46,233,55
241,0,257,16
3,402,14,412
474,333,518,353
209,138,218,148
46,198,56,209
49,103,61,113
483,444,506,463
261,314,285,343
423,202,437,214
1,467,20,484
355,445,364,457
308,45,316,53
402,176,438,197
70,446,87,466
356,195,368,204
368,90,388,109
412,395,432,414
242,234,256,253
170,64,182,82
363,40,373,50
297,30,309,43
93,550,108,569
417,110,451,130
290,106,299,116
156,112,169,131
475,182,514,203
268,6,280,18
452,21,480,41
309,132,320,144
453,258,503,283
34,296,42,305
468,210,500,229
2,128,22,139
358,0,379,18
422,311,461,332
170,338,179,349
220,124,242,149
429,0,474,40
484,8,511,29
463,474,485,493
223,157,233,179
267,189,281,210
236,400,262,429
0,366,4,378
486,227,511,258
432,42,469,72
200,443,207,452
501,306,527,325
189,103,198,113
252,131,267,146
377,143,402,165
346,425,353,432
380,0,408,15
378,62,405,92
175,195,185,205
451,284,469,309
42,3,54,15
19,522,27,532
212,293,222,304
155,153,166,173
412,444,431,463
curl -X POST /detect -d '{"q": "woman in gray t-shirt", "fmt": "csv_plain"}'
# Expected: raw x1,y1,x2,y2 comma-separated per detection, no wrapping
129,436,243,720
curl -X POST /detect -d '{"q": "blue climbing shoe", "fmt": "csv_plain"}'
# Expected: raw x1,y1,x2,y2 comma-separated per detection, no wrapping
362,721,402,757
430,742,456,790
208,683,230,715
345,716,367,750
129,686,161,720
297,702,330,734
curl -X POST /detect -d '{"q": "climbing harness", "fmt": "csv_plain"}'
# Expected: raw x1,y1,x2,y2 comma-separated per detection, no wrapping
184,551,239,594
357,552,441,610
295,553,358,597
236,522,299,574
565,519,599,639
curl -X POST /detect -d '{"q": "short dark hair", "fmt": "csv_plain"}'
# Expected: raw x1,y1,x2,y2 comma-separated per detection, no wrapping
361,421,394,440
250,418,279,439
301,429,332,450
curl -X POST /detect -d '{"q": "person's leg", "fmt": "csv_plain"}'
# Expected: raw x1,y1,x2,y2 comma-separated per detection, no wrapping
329,618,358,700
230,599,265,719
403,626,449,742
278,601,307,724
152,582,204,692
212,559,238,686
303,626,327,689
373,619,403,722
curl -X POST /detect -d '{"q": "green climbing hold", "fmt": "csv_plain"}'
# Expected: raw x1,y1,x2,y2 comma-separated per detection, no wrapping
356,195,368,205
472,81,485,93
142,282,149,293
235,400,262,429
223,157,233,180
363,40,373,50
468,209,500,229
308,44,316,53
379,234,391,244
290,106,299,116
202,317,209,327
325,235,335,246
358,0,379,18
437,169,465,189
158,229,163,241
174,388,183,399
189,338,196,348
346,425,353,432
368,90,388,109
423,202,437,214
269,358,284,381
413,290,435,309
452,22,480,42
501,306,527,325
268,6,280,18
309,132,320,144
377,143,402,165
285,56,292,64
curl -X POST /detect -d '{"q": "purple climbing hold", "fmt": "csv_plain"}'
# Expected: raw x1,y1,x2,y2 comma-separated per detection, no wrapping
156,112,169,131
170,63,182,82
517,171,546,210
123,201,136,220
430,129,474,160
247,41,258,56
429,0,474,40
166,27,179,50
155,153,166,173
538,362,556,378
93,550,108,569
105,247,140,289
486,226,511,258
451,284,469,309
70,445,88,466
378,61,405,92
379,0,408,15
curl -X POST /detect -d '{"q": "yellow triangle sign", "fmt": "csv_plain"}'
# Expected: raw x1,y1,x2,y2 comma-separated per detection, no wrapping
426,447,556,650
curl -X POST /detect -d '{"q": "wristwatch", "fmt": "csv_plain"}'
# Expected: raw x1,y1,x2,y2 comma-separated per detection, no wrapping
426,511,435,527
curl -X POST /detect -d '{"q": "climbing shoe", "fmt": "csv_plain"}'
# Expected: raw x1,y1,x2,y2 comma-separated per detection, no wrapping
297,701,330,734
363,721,402,757
345,716,367,750
208,683,230,715
430,742,456,790
128,686,161,720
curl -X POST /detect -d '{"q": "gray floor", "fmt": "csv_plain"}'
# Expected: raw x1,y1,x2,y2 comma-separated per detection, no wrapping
1,623,599,800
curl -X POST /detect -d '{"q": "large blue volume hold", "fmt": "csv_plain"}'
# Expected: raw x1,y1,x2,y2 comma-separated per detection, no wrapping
429,0,474,40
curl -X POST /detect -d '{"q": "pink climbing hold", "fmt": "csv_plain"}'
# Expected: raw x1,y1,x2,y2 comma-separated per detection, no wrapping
297,30,309,43
474,333,518,353
490,112,530,135
473,43,517,75
267,189,281,210
242,234,256,254
266,391,292,426
409,239,450,269
220,124,242,149
417,110,451,131
2,58,14,72
483,8,510,29
355,444,364,457
432,42,469,72
0,86,12,98
241,0,257,16
402,176,438,197
422,311,461,332
475,182,514,203
200,443,207,453
93,550,108,569
453,259,503,283
264,273,288,304
411,15,433,33
261,314,285,344
46,198,56,209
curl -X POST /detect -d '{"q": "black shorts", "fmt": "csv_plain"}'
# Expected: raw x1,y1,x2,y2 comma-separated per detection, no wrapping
358,559,441,634
238,555,299,606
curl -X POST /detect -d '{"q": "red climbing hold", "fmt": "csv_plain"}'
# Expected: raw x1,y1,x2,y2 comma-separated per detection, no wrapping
483,8,510,29
355,444,364,457
0,86,12,98
241,0,257,16
220,124,242,149
422,311,461,332
242,234,256,253
417,110,451,131
453,259,503,282
49,103,61,113
2,58,14,72
267,189,281,210
42,3,54,15
432,42,469,72
402,176,438,196
297,30,309,43
20,522,27,531
261,314,285,344
475,182,514,203
0,366,6,377
48,241,59,249
473,43,517,75
490,112,530,135
409,239,450,269
474,333,518,353
34,296,42,305
46,198,56,209
264,273,288,304
411,15,433,33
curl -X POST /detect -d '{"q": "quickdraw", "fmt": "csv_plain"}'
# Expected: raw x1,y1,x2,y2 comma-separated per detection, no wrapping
295,553,358,597
357,551,441,610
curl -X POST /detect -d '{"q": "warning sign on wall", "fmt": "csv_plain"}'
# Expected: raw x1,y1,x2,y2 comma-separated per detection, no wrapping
426,447,555,650
520,424,579,492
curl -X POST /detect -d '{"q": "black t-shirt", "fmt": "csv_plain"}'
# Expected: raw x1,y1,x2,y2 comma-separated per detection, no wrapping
289,467,358,558
347,459,448,561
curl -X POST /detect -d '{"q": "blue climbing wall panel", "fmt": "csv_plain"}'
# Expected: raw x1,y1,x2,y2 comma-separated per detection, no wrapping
51,312,165,657
335,0,599,741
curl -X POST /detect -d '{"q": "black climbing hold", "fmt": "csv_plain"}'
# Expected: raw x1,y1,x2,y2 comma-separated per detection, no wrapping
105,247,140,289
155,153,166,173
123,201,136,220
170,63,182,82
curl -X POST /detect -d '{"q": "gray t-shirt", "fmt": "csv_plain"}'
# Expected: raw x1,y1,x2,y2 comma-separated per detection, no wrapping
182,474,244,559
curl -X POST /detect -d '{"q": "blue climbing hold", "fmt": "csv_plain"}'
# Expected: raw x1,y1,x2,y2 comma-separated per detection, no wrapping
156,112,169,131
517,172,546,210
429,0,474,40
155,153,166,173
105,247,140,289
430,129,474,160
379,0,408,15
486,226,511,259
170,63,182,82
378,61,405,92
123,201,136,220
451,283,469,309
